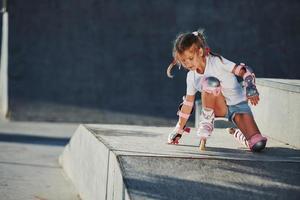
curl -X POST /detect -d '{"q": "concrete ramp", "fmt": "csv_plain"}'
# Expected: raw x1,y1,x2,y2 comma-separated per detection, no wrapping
253,78,300,148
60,124,300,200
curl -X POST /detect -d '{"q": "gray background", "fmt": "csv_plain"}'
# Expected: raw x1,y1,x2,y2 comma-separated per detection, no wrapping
7,0,300,124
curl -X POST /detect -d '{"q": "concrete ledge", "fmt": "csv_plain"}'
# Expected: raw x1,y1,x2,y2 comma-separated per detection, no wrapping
60,124,300,200
256,78,300,93
252,78,300,148
59,125,130,200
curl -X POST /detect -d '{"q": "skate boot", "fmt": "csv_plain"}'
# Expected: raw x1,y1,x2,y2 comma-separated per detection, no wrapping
197,108,215,151
227,128,248,147
228,128,267,152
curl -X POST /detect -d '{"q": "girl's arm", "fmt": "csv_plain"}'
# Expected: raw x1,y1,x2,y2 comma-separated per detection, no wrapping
232,64,260,106
177,95,195,129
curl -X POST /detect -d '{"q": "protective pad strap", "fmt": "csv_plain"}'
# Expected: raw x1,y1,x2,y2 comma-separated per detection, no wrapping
177,111,190,119
243,71,254,80
234,63,255,80
233,63,246,76
183,100,194,107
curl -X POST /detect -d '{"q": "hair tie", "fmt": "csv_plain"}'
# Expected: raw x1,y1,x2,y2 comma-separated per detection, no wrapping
205,47,211,56
192,31,198,36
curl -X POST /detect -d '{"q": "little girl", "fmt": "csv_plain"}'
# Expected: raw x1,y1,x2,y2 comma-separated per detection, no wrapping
166,29,267,152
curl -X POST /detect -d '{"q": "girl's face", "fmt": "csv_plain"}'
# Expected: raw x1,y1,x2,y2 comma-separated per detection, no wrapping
178,44,204,71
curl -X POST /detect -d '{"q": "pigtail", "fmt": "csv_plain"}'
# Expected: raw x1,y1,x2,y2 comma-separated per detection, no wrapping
166,59,177,78
167,51,183,78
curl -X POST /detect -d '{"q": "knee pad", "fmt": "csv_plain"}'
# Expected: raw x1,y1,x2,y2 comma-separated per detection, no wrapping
248,134,267,152
200,76,221,96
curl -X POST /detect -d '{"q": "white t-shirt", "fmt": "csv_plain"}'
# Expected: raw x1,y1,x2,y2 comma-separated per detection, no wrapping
186,55,246,105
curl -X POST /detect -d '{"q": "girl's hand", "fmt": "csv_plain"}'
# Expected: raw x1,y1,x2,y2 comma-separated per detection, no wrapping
245,83,259,106
248,94,259,106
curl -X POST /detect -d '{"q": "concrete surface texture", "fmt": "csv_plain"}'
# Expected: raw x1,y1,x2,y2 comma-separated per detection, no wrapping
0,121,80,200
252,78,300,148
8,0,300,123
60,124,300,200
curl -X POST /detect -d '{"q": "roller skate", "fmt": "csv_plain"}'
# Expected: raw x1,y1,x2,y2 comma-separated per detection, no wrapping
227,128,267,152
197,108,215,151
227,127,248,147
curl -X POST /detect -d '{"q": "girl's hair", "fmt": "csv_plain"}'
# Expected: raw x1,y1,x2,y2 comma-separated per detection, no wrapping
167,29,222,78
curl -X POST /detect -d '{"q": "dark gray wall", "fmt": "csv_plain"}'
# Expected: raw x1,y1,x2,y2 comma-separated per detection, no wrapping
8,0,300,124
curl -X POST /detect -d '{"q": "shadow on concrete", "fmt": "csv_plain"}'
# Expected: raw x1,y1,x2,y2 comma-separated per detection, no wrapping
214,120,236,128
120,157,300,200
177,145,300,155
124,168,300,200
0,132,70,146
177,146,300,161
263,146,300,155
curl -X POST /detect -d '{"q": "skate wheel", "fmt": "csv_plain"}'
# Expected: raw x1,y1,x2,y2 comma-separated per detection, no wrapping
199,139,206,151
226,127,236,135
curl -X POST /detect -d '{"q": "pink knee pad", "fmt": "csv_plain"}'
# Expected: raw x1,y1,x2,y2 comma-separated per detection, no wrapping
248,134,267,152
200,76,221,96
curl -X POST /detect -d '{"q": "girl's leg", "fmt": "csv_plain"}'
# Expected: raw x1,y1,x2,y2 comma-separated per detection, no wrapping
233,113,259,140
198,76,227,150
202,91,227,117
233,113,267,152
198,91,227,150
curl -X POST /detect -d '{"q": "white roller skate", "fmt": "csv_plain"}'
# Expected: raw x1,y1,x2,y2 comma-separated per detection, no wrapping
227,128,267,152
197,108,215,151
227,128,248,147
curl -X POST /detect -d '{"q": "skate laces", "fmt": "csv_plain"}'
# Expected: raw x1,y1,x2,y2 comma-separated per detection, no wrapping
197,108,215,138
201,108,214,121
232,128,248,147
199,108,214,127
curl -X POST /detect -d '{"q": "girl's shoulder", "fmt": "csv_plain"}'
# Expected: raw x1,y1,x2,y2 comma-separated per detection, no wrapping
186,70,203,81
186,70,194,80
208,54,223,64
208,55,235,69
